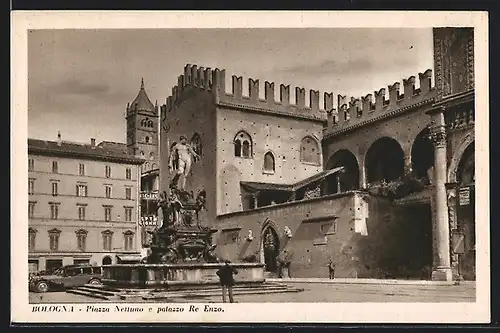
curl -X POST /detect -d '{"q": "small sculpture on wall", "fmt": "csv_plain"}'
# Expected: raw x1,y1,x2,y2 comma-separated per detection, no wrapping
246,230,254,242
284,226,293,238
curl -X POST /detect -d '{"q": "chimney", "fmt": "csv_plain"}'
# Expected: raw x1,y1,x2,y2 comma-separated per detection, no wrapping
91,138,96,148
57,131,62,146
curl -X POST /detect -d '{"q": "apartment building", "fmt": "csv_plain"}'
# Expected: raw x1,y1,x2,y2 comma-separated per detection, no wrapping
28,135,144,272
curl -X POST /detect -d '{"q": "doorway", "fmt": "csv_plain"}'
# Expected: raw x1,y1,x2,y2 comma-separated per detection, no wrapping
393,203,434,279
102,256,112,265
262,227,280,273
45,259,63,273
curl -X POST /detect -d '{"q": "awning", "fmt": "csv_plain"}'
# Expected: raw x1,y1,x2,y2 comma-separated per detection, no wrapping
240,182,294,193
240,166,344,193
116,254,142,262
292,166,344,190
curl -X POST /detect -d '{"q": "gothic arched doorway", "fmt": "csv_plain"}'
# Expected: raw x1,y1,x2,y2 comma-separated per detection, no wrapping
262,226,280,273
102,256,112,265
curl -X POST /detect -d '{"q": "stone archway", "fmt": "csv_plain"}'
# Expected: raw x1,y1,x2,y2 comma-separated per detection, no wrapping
455,140,475,280
325,149,360,194
365,137,405,184
411,127,435,184
448,133,475,183
102,256,112,265
457,142,475,186
261,222,281,274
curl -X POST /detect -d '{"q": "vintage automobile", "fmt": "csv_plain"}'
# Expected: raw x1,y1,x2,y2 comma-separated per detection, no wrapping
29,265,103,293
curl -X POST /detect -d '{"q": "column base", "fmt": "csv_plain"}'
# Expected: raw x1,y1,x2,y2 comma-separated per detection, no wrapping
431,267,453,281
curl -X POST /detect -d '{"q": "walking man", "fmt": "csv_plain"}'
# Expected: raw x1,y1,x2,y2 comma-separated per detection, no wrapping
277,250,293,278
328,258,335,279
216,260,239,303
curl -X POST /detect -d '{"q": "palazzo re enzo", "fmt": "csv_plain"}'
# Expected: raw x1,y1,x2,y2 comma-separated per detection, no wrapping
28,28,476,281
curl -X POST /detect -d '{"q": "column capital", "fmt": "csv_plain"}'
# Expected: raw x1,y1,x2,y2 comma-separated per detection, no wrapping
428,125,447,148
426,105,447,116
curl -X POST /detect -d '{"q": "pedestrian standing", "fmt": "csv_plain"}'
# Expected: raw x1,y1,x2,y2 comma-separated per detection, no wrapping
328,259,335,279
216,260,239,303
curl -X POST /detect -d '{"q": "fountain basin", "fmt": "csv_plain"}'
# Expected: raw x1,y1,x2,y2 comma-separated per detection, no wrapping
102,262,265,289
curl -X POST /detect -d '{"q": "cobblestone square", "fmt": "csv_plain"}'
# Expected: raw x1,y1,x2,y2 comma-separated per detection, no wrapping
29,281,476,304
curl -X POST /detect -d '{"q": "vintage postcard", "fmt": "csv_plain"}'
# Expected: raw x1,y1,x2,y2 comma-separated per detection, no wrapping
11,11,489,323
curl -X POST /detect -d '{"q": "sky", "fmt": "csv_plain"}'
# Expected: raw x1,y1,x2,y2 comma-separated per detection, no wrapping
28,28,434,144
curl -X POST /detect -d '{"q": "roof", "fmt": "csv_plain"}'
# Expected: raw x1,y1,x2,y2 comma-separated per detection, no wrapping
97,141,128,154
128,78,155,112
240,167,344,193
28,138,145,165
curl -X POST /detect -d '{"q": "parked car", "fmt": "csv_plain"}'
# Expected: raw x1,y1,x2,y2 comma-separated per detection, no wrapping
29,265,103,293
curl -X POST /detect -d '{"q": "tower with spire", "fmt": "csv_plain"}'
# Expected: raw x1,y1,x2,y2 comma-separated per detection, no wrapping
126,78,160,173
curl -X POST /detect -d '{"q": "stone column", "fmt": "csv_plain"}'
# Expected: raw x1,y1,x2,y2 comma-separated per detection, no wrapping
253,194,259,209
404,153,413,176
446,182,460,280
428,107,453,281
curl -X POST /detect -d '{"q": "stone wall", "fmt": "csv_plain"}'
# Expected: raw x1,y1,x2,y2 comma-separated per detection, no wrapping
216,107,324,215
356,195,433,279
215,191,434,279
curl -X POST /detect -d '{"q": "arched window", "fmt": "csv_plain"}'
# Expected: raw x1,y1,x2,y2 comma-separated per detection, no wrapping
190,133,203,161
300,136,320,164
145,136,150,144
234,140,242,157
234,131,253,158
147,120,153,128
149,152,155,160
263,152,275,173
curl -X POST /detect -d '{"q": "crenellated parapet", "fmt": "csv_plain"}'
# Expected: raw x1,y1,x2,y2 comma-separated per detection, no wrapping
164,64,227,113
218,75,330,122
324,69,437,138
163,64,329,123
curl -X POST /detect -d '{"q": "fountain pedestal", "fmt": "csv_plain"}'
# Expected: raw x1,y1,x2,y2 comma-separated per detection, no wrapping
102,262,265,290
101,187,265,290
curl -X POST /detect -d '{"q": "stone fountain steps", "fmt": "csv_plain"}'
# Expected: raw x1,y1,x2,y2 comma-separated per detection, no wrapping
66,282,303,301
138,282,304,301
66,285,123,301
